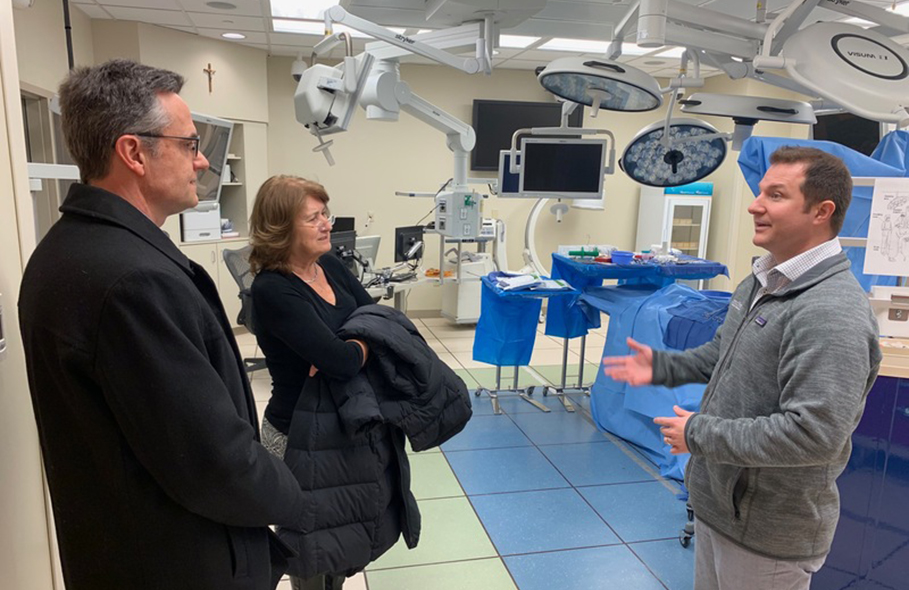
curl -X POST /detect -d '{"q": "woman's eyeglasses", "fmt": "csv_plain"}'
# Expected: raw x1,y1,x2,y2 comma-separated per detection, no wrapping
303,212,336,228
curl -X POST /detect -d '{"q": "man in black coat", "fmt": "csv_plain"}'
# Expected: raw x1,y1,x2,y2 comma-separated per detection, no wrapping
18,59,307,590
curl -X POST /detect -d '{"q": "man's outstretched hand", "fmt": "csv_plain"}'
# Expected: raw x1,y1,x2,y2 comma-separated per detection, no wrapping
602,337,654,386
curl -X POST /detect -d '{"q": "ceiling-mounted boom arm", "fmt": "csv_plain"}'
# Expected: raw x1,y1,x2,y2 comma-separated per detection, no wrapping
324,5,486,75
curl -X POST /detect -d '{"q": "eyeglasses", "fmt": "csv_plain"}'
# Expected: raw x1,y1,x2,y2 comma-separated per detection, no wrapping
303,211,336,228
132,133,202,157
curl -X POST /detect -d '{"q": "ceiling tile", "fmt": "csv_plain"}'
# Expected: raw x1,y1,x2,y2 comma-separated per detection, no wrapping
105,6,193,26
178,0,264,17
167,25,199,34
187,12,267,31
95,0,181,8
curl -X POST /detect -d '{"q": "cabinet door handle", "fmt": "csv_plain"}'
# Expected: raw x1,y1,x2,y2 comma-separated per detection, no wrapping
211,251,216,264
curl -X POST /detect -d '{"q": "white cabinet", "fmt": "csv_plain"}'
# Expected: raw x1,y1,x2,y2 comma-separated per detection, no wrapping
635,185,712,258
180,239,249,328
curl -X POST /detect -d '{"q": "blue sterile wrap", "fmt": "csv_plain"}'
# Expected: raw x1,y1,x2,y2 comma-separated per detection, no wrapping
472,274,578,367
546,253,729,339
738,133,909,291
583,283,730,482
664,291,732,350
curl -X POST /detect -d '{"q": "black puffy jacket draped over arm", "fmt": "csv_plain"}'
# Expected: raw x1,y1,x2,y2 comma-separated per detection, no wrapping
278,305,472,579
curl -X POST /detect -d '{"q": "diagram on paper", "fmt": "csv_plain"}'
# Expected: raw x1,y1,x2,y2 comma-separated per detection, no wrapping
865,177,909,276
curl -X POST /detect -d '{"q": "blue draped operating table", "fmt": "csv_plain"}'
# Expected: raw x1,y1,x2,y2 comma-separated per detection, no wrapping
473,255,728,423
545,253,728,481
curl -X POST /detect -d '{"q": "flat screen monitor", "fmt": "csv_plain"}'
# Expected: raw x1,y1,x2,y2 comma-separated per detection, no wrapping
332,216,355,232
812,112,880,156
471,99,583,171
518,138,606,200
355,235,381,268
395,225,424,262
329,229,357,274
191,112,233,212
497,151,548,199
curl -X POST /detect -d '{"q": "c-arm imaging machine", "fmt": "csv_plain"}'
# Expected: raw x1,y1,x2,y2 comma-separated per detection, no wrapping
294,5,492,239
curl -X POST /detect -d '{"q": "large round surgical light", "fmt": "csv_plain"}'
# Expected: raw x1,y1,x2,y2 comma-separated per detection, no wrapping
538,57,662,113
621,118,726,187
779,22,909,123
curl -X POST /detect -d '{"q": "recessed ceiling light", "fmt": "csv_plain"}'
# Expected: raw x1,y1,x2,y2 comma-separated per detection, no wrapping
221,32,246,39
500,34,540,49
206,1,237,9
271,0,340,20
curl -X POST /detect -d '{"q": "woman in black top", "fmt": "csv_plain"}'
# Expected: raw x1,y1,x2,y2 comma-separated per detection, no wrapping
247,176,375,590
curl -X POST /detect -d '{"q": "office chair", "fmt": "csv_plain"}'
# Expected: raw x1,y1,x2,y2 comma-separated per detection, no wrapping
222,245,268,374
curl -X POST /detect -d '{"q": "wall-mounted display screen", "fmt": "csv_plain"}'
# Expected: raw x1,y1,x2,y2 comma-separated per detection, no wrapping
471,99,583,171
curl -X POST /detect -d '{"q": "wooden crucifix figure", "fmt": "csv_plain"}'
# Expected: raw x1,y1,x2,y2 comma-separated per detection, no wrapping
203,63,215,93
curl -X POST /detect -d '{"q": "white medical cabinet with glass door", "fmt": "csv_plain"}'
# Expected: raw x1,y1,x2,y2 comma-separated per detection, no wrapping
635,182,712,288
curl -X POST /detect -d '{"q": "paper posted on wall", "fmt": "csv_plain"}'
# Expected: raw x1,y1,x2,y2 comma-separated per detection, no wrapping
864,177,909,277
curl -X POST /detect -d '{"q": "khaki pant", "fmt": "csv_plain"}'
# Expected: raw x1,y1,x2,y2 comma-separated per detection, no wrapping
694,520,826,590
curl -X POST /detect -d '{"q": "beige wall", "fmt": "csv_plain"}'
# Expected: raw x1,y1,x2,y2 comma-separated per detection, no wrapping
136,24,269,123
14,0,94,92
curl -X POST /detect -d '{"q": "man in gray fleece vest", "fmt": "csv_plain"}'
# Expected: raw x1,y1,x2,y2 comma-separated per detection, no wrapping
604,146,881,590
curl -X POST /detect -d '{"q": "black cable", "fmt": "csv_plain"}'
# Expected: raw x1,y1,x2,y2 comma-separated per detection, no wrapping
413,177,453,226
62,0,75,70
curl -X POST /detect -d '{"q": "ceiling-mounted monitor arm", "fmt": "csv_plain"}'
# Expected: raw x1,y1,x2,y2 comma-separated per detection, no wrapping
400,93,476,189
507,127,616,177
324,5,485,75
608,0,763,60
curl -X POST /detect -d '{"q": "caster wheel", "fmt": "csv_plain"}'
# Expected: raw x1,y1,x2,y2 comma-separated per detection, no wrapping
679,532,692,548
474,390,481,397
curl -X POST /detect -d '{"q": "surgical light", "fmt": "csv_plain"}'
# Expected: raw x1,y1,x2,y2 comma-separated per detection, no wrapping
620,118,726,187
679,93,815,149
537,57,662,116
781,22,909,123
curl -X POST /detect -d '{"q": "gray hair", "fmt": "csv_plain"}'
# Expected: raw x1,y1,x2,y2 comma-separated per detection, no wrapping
57,59,185,183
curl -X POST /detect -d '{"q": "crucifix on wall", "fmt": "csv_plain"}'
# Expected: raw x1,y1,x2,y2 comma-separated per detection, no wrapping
203,63,215,94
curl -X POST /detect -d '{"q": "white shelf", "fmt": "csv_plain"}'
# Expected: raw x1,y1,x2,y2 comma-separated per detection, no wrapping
226,154,241,160
221,182,242,186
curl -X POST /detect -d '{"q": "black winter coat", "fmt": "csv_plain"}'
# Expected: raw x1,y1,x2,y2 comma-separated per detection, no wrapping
18,184,306,590
278,305,472,578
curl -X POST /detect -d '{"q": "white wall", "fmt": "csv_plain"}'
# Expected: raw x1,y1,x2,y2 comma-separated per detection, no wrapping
3,2,66,588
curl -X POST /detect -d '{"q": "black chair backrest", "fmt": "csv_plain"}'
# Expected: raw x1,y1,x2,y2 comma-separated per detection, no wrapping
221,245,257,334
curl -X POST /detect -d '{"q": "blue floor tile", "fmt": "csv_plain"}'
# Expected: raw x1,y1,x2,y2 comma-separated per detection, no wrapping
630,539,696,590
470,488,620,555
566,392,591,412
469,391,499,415
508,411,605,446
441,415,532,451
539,441,654,487
494,391,571,414
445,446,570,495
579,481,688,542
504,545,665,590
